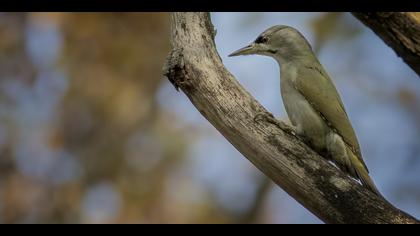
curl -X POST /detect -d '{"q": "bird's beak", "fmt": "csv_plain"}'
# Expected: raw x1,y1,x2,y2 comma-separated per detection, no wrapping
228,43,257,57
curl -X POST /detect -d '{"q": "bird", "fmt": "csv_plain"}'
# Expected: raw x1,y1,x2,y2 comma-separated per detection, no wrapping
229,25,381,196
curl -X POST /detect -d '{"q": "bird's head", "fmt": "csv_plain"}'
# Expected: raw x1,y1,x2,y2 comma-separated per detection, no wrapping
229,25,313,62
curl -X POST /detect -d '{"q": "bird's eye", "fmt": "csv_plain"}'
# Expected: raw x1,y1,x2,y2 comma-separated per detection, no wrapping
255,36,268,44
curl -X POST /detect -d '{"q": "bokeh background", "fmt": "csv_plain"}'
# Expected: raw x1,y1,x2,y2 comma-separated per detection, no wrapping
0,12,418,224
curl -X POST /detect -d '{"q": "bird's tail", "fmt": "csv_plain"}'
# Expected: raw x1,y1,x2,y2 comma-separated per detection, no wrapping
346,146,383,198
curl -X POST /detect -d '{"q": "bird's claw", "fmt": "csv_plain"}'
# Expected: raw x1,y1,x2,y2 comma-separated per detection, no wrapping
254,112,297,136
254,112,274,123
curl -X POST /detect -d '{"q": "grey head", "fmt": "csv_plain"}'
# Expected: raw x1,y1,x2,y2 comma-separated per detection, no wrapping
229,25,315,63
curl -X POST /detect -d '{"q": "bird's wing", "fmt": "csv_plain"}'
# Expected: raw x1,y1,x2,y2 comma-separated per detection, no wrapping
295,65,368,172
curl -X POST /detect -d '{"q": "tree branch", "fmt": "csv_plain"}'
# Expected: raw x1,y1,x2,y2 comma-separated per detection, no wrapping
352,12,420,77
163,12,419,224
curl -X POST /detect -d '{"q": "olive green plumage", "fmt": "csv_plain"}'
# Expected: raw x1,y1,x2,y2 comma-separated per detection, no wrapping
229,25,381,196
295,63,380,195
295,64,366,169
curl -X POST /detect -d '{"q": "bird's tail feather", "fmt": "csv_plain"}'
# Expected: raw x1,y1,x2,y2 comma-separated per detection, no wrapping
346,147,384,198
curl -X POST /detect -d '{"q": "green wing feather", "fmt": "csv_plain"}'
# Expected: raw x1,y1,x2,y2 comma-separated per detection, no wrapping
295,65,368,172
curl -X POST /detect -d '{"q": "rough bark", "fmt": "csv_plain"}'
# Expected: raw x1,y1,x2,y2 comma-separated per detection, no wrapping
163,12,420,224
352,12,420,77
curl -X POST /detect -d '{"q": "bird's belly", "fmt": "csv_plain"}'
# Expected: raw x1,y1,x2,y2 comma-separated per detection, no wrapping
282,89,329,151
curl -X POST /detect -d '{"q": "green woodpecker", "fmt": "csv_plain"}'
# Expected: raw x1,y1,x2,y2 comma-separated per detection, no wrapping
229,25,381,196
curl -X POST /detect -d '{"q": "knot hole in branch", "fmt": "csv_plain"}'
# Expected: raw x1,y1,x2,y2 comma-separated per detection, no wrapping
163,48,193,92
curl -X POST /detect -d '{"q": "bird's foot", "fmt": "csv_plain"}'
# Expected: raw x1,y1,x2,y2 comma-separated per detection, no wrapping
254,112,297,136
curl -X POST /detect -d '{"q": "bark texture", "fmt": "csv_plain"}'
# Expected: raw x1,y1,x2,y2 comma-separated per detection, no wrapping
163,12,420,224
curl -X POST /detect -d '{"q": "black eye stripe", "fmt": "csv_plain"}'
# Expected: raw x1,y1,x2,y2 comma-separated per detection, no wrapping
255,36,268,44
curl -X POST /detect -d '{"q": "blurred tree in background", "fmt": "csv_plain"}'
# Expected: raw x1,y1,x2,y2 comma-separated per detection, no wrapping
0,12,418,224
